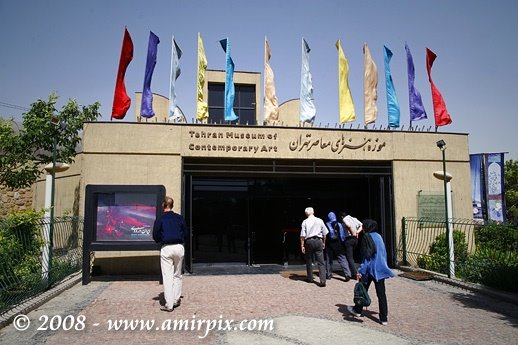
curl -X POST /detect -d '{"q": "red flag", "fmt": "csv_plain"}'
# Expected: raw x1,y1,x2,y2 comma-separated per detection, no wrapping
426,48,452,127
111,28,134,120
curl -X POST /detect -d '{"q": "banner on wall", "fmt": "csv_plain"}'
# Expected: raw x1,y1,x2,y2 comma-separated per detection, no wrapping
485,153,506,222
469,154,485,220
470,153,506,223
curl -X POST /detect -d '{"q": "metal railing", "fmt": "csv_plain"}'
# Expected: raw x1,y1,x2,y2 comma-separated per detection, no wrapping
398,217,480,276
0,217,83,316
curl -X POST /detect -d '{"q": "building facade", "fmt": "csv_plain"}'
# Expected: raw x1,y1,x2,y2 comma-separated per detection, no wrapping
31,71,472,276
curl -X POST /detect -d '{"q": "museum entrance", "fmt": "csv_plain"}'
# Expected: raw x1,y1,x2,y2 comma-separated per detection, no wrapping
183,158,394,272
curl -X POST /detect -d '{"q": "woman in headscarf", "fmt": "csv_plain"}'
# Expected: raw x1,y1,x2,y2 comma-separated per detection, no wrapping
346,219,395,325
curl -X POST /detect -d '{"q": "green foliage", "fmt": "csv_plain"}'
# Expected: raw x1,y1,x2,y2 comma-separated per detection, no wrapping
456,222,518,293
0,93,101,188
474,222,518,251
0,209,44,264
0,209,45,308
417,230,468,274
505,159,518,223
0,213,83,312
460,247,518,293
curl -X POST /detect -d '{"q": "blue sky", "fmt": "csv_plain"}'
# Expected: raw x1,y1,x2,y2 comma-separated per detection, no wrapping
1,0,517,159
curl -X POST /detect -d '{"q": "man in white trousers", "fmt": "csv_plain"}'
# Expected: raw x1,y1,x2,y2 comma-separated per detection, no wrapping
153,196,187,312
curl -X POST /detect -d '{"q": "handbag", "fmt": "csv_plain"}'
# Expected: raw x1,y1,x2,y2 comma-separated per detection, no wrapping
353,281,371,307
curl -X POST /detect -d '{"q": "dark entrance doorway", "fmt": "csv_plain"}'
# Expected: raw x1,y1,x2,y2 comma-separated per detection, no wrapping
191,179,250,264
183,158,394,272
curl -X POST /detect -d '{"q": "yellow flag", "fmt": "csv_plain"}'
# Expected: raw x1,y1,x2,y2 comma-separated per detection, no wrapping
363,43,378,125
263,37,279,124
336,40,355,123
196,33,208,122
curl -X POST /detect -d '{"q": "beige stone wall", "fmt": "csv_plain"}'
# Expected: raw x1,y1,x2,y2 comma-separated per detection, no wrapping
79,122,472,223
392,160,472,233
0,184,33,217
32,157,84,217
134,93,184,123
276,99,301,126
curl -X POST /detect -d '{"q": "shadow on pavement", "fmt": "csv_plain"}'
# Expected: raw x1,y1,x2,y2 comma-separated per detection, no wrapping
336,303,381,324
450,292,518,327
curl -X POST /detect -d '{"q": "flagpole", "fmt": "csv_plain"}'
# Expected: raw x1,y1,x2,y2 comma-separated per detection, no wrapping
169,36,174,122
263,36,267,125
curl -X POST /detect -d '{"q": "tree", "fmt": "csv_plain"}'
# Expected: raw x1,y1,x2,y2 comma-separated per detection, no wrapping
505,159,518,223
0,93,101,189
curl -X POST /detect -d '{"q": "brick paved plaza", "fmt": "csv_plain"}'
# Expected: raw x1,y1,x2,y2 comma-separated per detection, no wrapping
1,269,517,344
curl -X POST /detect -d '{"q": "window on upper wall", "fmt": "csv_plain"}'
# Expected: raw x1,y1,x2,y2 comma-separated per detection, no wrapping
208,83,256,125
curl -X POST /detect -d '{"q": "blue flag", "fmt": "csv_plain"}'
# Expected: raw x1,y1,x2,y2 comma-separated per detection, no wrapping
220,38,238,122
300,38,316,123
141,31,160,118
405,43,427,123
384,45,400,128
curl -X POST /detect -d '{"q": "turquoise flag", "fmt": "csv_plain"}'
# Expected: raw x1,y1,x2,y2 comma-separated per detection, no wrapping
220,38,238,122
384,45,400,128
300,38,316,123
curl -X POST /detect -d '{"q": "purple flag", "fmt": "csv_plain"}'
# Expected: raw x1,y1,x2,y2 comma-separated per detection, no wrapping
405,43,427,122
140,31,160,118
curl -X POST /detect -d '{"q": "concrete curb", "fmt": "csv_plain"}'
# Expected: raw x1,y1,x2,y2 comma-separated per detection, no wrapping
398,265,518,305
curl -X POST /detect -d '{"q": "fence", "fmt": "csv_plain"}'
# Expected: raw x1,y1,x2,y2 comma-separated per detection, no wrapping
398,217,480,276
0,216,83,316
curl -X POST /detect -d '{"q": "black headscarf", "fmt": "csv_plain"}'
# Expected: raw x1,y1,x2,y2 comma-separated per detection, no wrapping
362,219,378,233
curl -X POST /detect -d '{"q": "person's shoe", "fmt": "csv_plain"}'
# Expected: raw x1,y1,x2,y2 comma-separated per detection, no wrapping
380,321,388,326
346,305,361,317
318,282,326,287
173,300,181,308
344,276,351,282
160,305,174,312
326,275,332,280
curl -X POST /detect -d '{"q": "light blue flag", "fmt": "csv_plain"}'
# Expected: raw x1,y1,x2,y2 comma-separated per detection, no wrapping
220,38,238,122
300,38,316,123
405,42,427,123
168,36,182,121
384,45,400,128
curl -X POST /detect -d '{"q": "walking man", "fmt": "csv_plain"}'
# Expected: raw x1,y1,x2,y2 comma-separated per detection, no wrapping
340,211,362,278
153,196,187,312
300,207,328,287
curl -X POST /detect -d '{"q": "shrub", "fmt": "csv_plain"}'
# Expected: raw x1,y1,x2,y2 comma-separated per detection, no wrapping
417,230,468,274
0,210,44,309
456,222,518,293
474,222,518,251
460,247,518,293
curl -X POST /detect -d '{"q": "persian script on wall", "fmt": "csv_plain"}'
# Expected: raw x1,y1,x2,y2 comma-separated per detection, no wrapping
187,130,387,156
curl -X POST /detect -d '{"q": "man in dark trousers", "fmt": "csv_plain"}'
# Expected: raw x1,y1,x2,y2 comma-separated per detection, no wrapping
153,196,187,312
300,207,328,287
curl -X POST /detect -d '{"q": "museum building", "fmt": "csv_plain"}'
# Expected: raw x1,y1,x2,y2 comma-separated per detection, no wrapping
31,70,472,277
